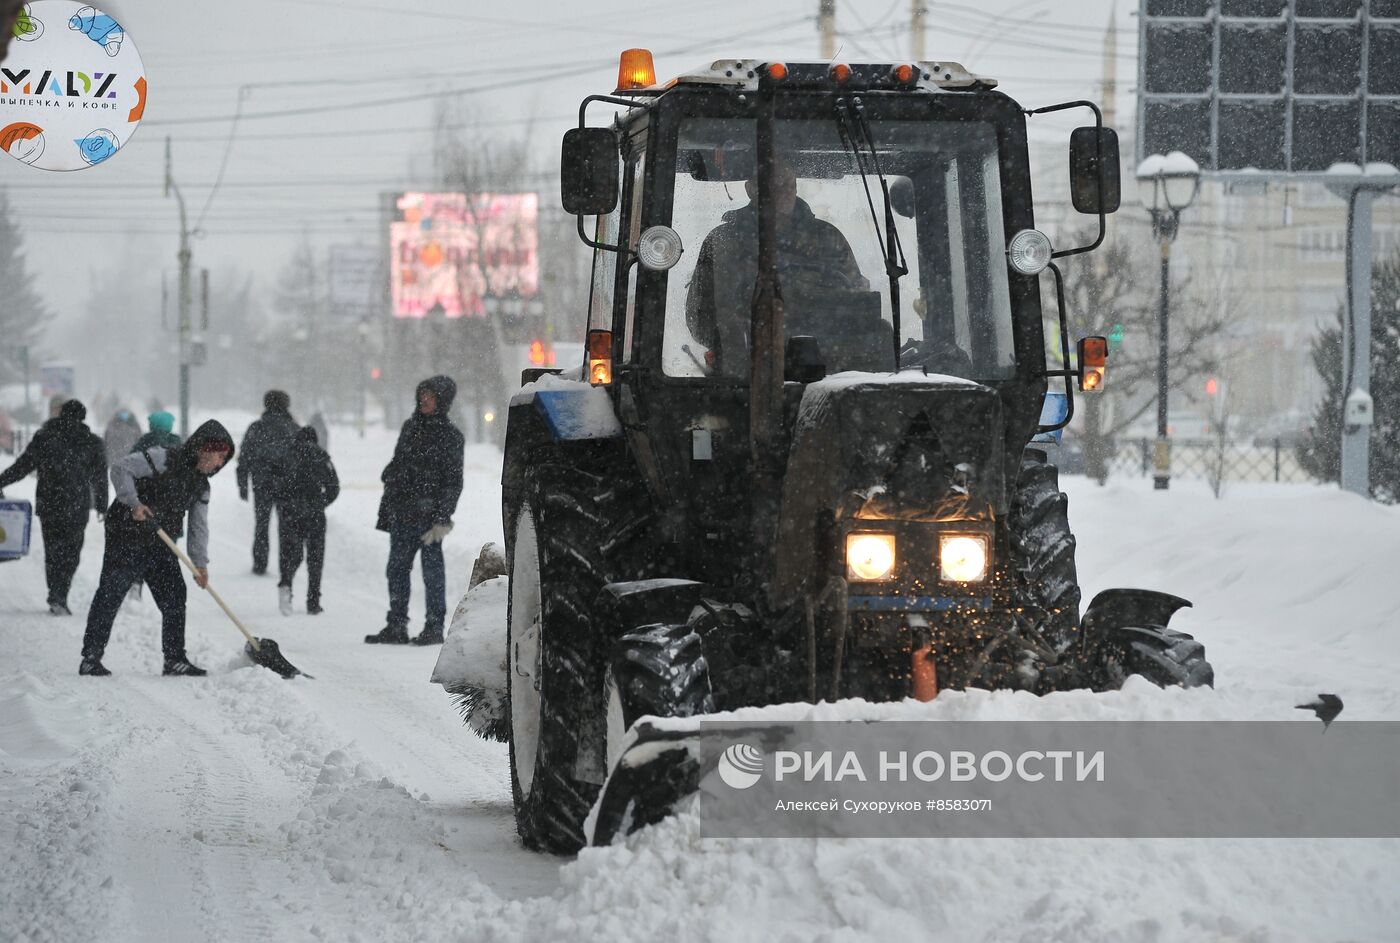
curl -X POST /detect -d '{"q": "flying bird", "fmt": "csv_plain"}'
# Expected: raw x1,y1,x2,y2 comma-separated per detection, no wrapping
1295,693,1343,729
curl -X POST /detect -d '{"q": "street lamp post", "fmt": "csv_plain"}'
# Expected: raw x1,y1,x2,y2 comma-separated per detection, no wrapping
1136,152,1201,491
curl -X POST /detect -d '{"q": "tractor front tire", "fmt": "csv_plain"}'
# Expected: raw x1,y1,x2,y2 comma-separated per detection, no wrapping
507,466,612,853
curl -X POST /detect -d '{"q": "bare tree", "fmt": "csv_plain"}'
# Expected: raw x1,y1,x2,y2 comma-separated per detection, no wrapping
429,100,537,443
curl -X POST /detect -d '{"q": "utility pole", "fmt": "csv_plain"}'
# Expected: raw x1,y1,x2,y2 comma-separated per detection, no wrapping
819,0,836,59
911,1,926,61
1101,9,1117,131
165,136,194,438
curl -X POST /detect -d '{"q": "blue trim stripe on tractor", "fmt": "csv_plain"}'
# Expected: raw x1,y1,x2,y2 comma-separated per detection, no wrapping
848,595,993,612
532,389,622,442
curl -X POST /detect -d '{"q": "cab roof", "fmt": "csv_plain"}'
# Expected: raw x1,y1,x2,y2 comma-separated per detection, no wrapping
652,59,998,94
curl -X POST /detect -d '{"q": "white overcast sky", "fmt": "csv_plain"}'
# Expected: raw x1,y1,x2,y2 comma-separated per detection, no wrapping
2,0,1135,326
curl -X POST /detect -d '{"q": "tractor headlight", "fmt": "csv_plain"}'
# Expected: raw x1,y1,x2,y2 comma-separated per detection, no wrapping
846,533,896,582
939,534,989,582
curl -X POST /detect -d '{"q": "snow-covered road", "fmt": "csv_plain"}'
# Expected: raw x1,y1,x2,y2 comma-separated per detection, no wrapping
2,418,1398,942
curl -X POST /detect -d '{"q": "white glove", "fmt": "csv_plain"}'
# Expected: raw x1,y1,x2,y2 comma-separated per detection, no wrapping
421,522,453,544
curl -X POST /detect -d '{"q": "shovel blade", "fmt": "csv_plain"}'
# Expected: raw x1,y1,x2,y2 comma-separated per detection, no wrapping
245,637,310,679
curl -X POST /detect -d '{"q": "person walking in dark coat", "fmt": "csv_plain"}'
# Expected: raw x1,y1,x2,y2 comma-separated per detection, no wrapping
102,409,142,465
79,420,235,677
276,426,339,616
0,399,108,614
132,410,181,453
235,390,297,575
366,375,464,646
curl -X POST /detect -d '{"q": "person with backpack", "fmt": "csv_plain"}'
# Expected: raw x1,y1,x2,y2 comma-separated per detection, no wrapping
235,390,297,575
276,426,339,616
79,420,236,677
0,399,108,615
132,410,181,453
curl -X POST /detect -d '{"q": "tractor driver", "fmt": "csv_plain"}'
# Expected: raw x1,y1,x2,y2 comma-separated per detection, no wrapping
685,160,868,374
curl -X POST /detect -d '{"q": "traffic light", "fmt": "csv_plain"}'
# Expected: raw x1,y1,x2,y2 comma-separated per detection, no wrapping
1205,377,1218,396
528,339,546,367
1108,322,1124,350
370,367,382,381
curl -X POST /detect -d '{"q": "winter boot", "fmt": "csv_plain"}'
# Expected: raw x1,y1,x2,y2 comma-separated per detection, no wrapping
278,584,294,617
306,598,322,615
364,624,410,645
49,602,71,616
411,623,445,646
79,657,111,677
163,657,208,677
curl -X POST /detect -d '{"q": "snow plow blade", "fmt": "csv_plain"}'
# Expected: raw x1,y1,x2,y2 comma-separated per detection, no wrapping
588,718,794,847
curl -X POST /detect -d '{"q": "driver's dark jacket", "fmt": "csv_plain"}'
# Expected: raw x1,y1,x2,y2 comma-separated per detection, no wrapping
685,199,865,368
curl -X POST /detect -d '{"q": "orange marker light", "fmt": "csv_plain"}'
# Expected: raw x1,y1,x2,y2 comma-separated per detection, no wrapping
893,63,915,83
831,63,852,83
766,62,787,81
1078,335,1108,394
528,339,547,367
587,329,614,386
616,48,656,92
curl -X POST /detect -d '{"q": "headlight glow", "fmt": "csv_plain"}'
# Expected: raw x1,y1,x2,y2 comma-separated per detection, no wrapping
846,533,897,582
939,534,989,582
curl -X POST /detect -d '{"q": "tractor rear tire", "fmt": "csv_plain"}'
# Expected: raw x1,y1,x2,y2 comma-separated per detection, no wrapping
507,465,613,854
1009,449,1082,652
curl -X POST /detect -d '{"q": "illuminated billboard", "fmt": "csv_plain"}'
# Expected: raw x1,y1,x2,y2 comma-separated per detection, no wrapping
389,191,539,319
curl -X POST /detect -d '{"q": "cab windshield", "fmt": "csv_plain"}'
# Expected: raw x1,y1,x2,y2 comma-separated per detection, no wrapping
662,115,1016,380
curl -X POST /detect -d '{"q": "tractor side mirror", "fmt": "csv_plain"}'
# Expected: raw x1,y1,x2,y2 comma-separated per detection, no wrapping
1069,127,1121,215
1078,336,1107,393
561,128,620,216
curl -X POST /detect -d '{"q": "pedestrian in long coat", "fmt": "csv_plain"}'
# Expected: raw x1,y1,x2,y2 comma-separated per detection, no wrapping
0,399,107,614
365,375,463,646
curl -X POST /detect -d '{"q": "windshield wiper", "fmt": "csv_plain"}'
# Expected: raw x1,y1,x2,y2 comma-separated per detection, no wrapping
836,96,909,370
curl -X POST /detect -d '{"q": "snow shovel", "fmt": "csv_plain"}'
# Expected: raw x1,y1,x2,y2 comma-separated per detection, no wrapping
152,526,309,679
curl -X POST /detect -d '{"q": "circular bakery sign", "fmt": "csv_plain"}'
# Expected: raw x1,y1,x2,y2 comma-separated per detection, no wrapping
0,1,146,171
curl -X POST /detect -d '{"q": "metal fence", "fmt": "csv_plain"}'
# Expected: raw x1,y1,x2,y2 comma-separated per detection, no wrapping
1106,438,1316,485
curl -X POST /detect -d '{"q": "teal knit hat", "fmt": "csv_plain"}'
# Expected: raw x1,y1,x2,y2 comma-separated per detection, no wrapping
148,410,175,434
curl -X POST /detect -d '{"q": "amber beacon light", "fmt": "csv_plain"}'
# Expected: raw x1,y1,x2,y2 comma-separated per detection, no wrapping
616,49,656,92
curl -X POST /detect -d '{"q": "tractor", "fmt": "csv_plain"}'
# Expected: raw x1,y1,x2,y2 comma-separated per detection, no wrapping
486,50,1212,853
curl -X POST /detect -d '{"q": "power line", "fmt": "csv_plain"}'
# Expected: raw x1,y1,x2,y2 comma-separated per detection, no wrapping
143,15,813,127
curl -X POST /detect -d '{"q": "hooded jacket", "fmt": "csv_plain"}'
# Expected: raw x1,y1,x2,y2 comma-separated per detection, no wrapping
277,426,340,516
103,410,142,465
105,419,236,567
132,410,181,453
0,399,108,525
236,397,298,493
376,375,464,533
